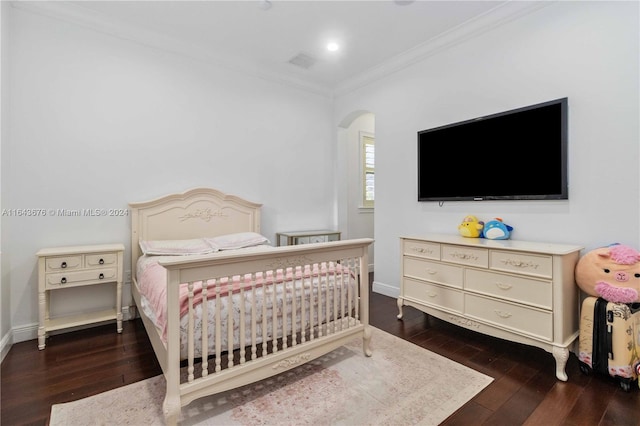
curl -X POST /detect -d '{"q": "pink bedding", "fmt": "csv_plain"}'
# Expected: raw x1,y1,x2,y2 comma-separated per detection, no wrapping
136,250,355,351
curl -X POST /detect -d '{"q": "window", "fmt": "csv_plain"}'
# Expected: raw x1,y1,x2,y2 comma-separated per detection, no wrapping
361,133,375,208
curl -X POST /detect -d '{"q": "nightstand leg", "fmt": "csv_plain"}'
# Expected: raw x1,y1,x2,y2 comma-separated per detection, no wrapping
116,280,123,333
38,291,46,350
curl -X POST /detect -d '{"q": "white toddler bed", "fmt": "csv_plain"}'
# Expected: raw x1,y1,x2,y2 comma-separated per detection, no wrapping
129,188,373,425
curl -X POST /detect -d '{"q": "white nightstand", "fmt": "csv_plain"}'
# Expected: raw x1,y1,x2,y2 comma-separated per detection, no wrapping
36,243,125,350
276,230,341,246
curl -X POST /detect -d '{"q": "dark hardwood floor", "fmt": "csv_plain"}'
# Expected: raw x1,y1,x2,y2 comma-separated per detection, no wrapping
2,290,639,425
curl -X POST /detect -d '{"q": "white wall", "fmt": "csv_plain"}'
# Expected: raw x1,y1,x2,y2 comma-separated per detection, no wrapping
334,1,640,296
0,0,10,361
4,7,337,342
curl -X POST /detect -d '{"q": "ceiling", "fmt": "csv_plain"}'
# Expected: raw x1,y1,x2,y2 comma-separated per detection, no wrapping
17,1,543,95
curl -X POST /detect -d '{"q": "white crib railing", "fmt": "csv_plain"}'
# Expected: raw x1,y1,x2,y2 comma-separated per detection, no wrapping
158,239,373,425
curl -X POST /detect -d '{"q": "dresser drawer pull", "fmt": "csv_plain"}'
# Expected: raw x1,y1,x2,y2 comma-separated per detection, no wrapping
61,262,67,269
425,269,437,275
99,273,105,280
495,282,512,290
60,277,67,284
412,247,433,254
494,310,512,318
451,252,477,260
501,258,538,269
426,291,438,298
99,258,105,265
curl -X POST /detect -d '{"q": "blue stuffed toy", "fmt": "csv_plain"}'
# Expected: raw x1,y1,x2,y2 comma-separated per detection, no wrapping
482,218,513,240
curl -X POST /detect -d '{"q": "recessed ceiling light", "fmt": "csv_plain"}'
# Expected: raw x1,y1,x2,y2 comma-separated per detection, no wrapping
327,42,339,52
258,0,272,11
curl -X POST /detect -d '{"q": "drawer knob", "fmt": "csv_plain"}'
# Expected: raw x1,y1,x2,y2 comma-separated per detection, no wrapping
61,261,67,269
99,273,105,280
99,258,104,265
495,282,512,290
60,277,67,284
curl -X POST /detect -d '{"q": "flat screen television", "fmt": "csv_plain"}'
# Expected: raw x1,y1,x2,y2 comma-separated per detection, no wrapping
417,97,568,202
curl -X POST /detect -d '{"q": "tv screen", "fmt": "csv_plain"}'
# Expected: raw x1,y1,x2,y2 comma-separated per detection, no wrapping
417,98,568,202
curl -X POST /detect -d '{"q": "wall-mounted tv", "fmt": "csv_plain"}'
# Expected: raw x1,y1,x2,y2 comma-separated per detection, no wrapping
417,97,568,202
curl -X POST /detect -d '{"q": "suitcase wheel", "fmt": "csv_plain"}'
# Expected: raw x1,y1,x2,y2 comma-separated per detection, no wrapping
619,379,632,392
579,361,592,376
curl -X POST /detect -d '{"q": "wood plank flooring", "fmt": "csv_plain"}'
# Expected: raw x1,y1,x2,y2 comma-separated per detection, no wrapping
2,290,639,425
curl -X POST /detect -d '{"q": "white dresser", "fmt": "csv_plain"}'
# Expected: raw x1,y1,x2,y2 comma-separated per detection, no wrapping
398,234,583,381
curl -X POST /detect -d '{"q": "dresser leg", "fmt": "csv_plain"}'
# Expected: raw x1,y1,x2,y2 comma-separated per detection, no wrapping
397,298,404,319
552,346,569,381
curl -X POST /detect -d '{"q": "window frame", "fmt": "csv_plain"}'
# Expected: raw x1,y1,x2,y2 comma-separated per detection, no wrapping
360,131,375,209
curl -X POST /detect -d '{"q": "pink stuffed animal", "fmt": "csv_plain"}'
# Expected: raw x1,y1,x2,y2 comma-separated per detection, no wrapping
575,244,640,303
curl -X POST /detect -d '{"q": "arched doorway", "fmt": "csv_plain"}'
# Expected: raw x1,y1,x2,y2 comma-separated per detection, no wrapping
336,111,375,272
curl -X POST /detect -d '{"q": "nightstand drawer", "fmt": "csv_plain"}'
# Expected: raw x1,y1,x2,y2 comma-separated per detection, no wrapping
45,256,82,272
86,253,117,267
45,267,118,288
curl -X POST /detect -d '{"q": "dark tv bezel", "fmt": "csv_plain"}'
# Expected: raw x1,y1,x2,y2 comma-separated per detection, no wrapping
417,98,568,202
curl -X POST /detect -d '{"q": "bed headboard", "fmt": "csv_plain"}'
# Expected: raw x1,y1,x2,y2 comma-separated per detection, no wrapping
129,187,262,280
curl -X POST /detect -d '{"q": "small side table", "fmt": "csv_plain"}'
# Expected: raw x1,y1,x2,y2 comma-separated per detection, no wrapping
36,243,124,350
276,230,341,246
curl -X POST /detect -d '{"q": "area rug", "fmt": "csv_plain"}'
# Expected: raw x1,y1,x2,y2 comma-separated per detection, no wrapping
50,327,492,425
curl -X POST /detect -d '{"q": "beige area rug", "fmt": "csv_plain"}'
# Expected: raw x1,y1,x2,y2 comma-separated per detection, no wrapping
50,327,492,425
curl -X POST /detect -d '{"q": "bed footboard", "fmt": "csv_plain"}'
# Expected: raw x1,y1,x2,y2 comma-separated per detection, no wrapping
158,238,373,425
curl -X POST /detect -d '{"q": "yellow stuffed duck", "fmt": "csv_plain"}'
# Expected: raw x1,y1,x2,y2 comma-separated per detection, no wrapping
458,215,484,238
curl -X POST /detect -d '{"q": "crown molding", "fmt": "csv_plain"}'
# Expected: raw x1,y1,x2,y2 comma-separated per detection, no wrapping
332,1,554,98
9,1,334,98
10,1,551,100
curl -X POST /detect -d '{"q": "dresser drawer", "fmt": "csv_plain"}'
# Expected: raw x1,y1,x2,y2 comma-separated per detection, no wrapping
490,250,553,279
465,269,552,309
45,268,118,288
464,293,553,341
442,244,488,268
403,257,463,288
403,239,440,260
403,278,463,313
85,253,118,267
45,255,82,272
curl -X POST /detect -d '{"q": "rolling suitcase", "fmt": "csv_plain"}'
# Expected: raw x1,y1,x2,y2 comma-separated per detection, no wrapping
578,296,640,391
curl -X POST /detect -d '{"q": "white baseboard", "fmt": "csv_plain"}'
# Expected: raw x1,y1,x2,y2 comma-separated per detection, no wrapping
0,329,13,364
372,280,399,298
11,322,38,345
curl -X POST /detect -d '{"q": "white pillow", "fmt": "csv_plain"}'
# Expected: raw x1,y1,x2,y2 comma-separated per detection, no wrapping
205,232,271,251
139,238,217,256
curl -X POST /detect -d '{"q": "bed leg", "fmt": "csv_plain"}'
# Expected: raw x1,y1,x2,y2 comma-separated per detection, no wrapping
363,325,373,357
163,395,181,426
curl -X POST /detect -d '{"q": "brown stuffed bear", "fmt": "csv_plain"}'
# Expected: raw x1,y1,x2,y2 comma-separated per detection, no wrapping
575,244,640,304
